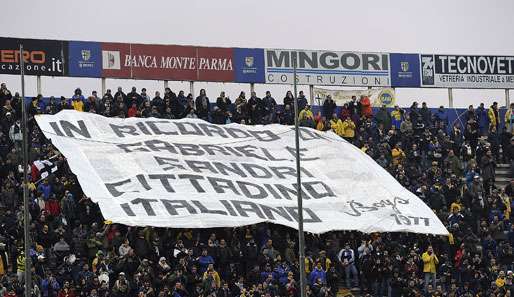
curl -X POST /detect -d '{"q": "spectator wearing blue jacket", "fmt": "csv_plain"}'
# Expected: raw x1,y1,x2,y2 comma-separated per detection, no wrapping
434,106,448,130
298,91,308,111
260,264,274,282
273,259,291,285
37,179,52,200
262,91,277,124
447,208,464,226
198,249,214,273
482,233,497,257
40,274,61,297
72,88,85,102
464,169,478,188
309,262,327,285
476,103,489,135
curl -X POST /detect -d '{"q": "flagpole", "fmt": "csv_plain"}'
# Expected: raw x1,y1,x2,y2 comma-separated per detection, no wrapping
20,44,32,297
293,56,307,297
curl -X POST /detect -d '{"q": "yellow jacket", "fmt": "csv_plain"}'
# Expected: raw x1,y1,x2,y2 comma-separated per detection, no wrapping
488,108,497,127
318,257,332,271
447,233,455,245
496,277,506,288
305,257,314,273
299,109,313,121
450,202,462,213
391,148,405,166
502,195,511,220
27,182,36,192
341,120,356,138
72,100,84,112
17,254,25,272
330,119,344,136
203,270,221,288
391,110,402,121
0,254,4,276
92,257,103,273
421,251,439,273
316,120,326,131
506,108,514,129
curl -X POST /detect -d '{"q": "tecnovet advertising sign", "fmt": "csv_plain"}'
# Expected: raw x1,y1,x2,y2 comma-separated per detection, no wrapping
421,54,514,88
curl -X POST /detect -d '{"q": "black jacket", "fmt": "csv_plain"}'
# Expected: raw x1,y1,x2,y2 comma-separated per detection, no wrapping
322,99,336,118
195,96,210,120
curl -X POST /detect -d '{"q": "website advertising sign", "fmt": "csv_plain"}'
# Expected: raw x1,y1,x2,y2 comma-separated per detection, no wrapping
0,37,66,76
390,53,421,87
68,41,102,77
265,49,391,87
421,54,514,88
35,110,448,235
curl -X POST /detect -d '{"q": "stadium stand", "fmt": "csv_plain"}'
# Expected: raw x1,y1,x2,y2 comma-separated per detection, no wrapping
0,83,513,296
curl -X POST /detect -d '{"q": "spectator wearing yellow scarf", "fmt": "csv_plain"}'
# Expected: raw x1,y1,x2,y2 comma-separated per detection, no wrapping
341,118,356,140
329,113,344,137
506,102,514,133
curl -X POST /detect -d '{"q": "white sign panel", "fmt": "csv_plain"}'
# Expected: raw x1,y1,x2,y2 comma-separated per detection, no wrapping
35,111,447,235
421,54,514,88
313,87,396,107
265,49,391,87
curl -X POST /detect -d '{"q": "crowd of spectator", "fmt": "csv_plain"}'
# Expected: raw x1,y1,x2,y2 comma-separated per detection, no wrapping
0,83,513,297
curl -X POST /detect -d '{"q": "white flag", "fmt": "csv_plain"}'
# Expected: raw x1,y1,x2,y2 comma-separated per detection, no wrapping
35,110,448,235
33,159,58,180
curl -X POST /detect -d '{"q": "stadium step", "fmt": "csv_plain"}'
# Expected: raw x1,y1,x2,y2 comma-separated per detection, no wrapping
337,288,361,297
496,168,510,175
495,163,511,189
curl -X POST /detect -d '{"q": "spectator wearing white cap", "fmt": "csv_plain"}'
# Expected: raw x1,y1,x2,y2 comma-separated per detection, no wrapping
112,272,130,297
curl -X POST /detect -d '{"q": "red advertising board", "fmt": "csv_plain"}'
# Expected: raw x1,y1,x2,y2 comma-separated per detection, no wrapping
197,47,234,81
100,42,234,81
130,44,197,80
101,42,131,79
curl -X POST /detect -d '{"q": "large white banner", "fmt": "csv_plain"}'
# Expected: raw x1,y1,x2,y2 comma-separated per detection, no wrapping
35,110,447,235
265,49,391,87
421,54,514,88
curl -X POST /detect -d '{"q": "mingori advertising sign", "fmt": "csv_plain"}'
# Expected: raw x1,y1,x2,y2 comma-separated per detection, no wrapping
265,49,390,87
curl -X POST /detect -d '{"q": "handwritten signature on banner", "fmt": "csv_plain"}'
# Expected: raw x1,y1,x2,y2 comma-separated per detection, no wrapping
344,197,409,217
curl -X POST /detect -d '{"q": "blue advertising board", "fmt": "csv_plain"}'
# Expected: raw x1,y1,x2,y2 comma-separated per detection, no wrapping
68,41,102,77
390,53,421,87
233,48,265,83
